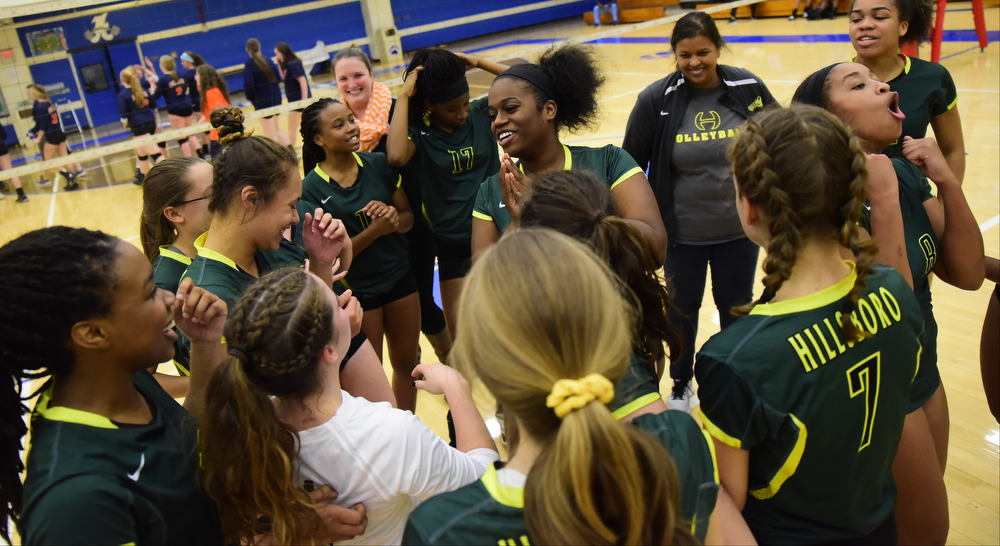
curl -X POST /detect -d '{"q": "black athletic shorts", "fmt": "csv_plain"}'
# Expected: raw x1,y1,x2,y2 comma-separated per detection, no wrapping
168,106,194,117
434,236,472,282
130,122,157,137
0,140,8,156
339,331,368,372
354,269,418,312
44,131,66,146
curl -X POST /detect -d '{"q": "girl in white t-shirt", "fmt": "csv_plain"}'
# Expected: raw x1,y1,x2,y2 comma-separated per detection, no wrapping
198,266,499,545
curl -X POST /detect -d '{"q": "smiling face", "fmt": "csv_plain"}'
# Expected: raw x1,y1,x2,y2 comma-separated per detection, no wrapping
244,168,302,252
312,101,361,155
850,0,908,59
674,35,721,89
488,77,556,158
335,57,374,111
106,241,179,369
824,63,905,152
427,92,472,133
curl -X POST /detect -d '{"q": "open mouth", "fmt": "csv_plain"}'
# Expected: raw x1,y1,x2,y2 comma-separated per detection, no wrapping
164,319,178,340
856,35,877,45
888,92,905,120
497,130,515,146
347,132,360,143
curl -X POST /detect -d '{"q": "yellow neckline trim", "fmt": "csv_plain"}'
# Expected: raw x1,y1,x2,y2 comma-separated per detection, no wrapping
749,262,857,317
902,54,911,74
35,382,118,429
480,464,524,508
158,246,192,266
517,144,573,175
313,153,364,183
194,232,239,271
612,393,661,420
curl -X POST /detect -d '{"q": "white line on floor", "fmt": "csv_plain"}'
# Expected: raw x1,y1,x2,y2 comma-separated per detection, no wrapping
980,214,999,232
45,178,58,227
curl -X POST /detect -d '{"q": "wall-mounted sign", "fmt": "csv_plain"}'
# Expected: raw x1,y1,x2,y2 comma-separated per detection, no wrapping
83,13,121,44
26,28,67,56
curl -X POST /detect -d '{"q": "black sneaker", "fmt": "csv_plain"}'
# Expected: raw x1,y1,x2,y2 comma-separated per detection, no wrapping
0,181,7,192
16,193,29,203
132,171,145,186
36,178,52,188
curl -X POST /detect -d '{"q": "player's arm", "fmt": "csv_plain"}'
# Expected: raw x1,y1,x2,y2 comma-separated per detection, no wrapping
705,485,757,545
392,186,414,234
387,69,419,167
297,76,309,105
610,172,668,264
472,217,500,264
903,137,984,289
929,106,965,185
712,440,749,511
864,154,912,288
456,52,508,76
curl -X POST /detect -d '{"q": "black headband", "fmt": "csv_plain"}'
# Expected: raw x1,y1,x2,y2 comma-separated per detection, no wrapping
434,76,470,103
792,63,841,108
496,64,558,103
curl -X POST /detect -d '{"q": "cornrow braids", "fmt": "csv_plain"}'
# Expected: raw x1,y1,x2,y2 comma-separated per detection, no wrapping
300,98,340,175
200,267,335,544
403,48,467,125
0,227,120,543
729,105,875,342
209,107,296,216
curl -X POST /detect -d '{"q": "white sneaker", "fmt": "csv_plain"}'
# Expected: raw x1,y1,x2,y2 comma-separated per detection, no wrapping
667,380,698,413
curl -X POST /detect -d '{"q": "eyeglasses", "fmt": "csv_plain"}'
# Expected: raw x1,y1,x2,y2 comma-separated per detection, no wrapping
176,195,209,206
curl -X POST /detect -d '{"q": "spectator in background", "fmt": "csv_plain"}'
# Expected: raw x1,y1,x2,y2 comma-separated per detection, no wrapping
275,42,311,150
243,38,292,148
593,0,618,25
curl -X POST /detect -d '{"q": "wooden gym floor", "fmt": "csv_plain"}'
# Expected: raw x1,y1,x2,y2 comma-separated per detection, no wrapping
3,4,997,544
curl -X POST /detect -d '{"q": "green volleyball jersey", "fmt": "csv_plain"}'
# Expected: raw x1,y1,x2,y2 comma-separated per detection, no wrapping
883,55,958,159
409,96,501,244
610,342,661,419
630,410,719,542
403,417,717,545
153,245,193,376
473,144,644,235
21,371,223,545
696,264,922,545
181,232,306,311
860,158,939,411
302,153,409,295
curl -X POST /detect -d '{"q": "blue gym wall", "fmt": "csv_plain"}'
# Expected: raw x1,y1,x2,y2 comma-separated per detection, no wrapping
15,0,590,127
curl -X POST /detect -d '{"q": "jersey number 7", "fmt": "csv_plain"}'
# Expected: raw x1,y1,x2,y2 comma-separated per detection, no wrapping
846,352,881,452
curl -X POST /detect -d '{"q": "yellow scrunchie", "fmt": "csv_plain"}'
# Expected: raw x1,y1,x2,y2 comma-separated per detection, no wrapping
546,374,615,419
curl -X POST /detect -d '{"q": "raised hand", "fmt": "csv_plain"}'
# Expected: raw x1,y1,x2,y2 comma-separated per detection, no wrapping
303,208,347,266
173,277,227,345
400,66,423,99
901,136,958,187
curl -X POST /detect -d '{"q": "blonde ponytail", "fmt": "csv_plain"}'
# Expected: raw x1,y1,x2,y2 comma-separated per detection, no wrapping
454,229,696,546
121,66,146,108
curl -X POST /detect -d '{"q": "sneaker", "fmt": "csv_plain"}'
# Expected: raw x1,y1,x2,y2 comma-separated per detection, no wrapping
132,171,145,186
0,181,7,192
728,16,737,24
63,179,79,191
667,380,696,412
16,193,29,203
36,178,52,188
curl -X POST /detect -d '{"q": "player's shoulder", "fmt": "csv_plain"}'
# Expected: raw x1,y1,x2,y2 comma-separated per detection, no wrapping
357,150,390,170
698,315,766,360
906,55,948,78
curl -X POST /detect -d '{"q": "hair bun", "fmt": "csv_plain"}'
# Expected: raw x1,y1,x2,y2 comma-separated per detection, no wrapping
211,107,253,145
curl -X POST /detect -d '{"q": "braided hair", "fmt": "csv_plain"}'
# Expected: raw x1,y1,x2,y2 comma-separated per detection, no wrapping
521,170,685,362
200,267,335,545
209,107,297,216
403,48,468,125
728,104,876,343
299,97,341,175
0,227,120,543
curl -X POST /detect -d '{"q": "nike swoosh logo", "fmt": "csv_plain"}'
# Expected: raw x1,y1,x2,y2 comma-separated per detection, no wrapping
864,203,871,211
127,453,145,482
499,201,506,208
321,196,333,204
660,111,669,116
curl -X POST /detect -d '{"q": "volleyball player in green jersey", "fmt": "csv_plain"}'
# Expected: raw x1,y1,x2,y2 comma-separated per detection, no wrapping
696,105,929,545
404,229,700,546
139,158,213,397
796,63,984,544
849,0,965,182
181,107,397,407
0,227,228,545
471,45,666,264
300,98,422,412
386,49,508,338
512,170,755,545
